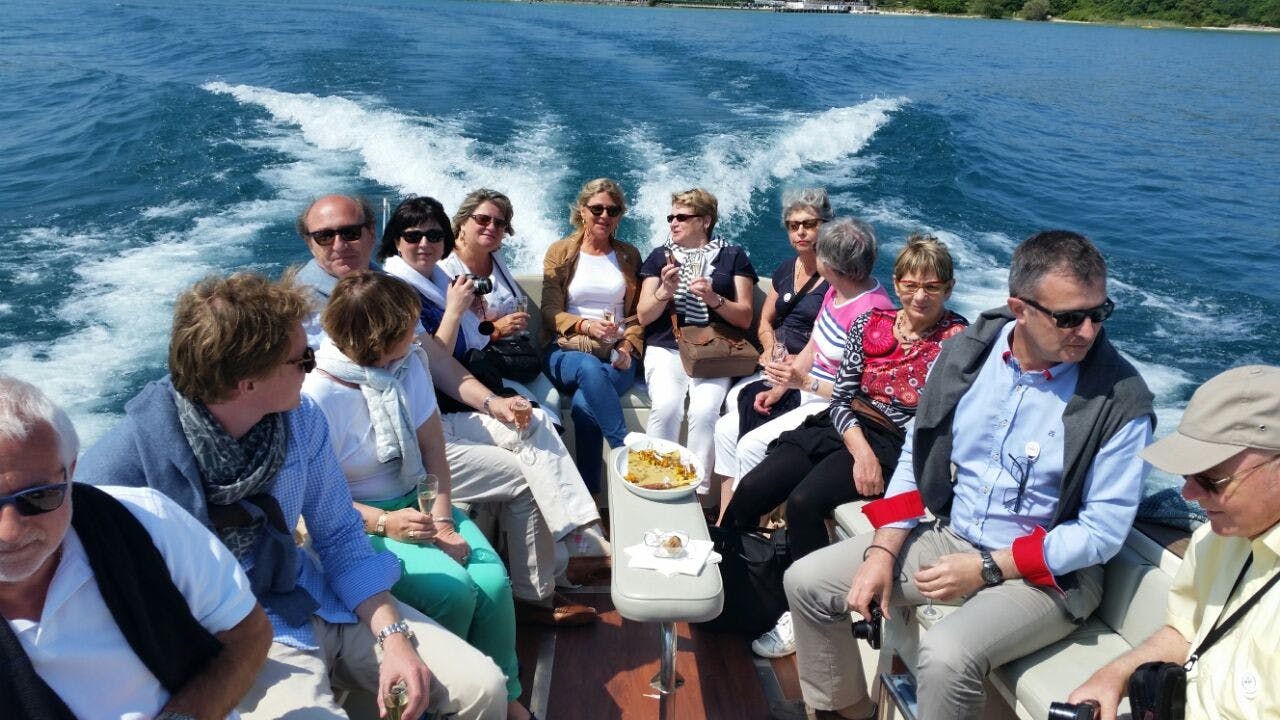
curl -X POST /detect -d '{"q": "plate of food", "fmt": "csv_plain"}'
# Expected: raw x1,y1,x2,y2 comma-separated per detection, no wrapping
614,435,703,500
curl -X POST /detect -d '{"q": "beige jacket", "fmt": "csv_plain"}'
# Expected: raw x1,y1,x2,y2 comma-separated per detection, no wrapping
541,234,645,357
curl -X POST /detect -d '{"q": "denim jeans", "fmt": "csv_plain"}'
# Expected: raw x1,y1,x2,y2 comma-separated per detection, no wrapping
546,348,637,492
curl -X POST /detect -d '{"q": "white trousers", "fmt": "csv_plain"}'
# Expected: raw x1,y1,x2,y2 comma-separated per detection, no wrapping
642,346,731,493
713,392,828,489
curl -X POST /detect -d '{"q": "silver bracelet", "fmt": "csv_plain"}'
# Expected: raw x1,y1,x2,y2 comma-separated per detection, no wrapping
481,393,498,416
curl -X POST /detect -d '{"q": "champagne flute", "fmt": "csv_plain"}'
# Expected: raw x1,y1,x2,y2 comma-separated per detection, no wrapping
762,341,787,388
416,474,439,515
508,396,537,464
514,295,529,338
602,308,619,343
918,547,942,621
385,680,408,720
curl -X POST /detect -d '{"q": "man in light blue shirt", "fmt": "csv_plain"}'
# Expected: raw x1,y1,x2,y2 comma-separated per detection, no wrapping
777,231,1154,720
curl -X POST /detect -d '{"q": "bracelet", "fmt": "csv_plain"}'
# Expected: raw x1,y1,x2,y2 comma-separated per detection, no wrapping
374,512,389,537
863,544,899,563
432,515,456,525
710,294,726,309
482,393,498,417
654,288,672,302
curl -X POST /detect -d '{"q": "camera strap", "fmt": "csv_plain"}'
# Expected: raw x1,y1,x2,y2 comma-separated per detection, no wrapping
1185,555,1280,671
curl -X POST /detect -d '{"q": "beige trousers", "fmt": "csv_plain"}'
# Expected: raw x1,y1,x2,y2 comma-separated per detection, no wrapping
238,600,507,719
784,522,1096,719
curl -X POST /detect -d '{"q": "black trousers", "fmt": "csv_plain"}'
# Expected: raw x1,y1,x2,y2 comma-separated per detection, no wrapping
720,411,902,561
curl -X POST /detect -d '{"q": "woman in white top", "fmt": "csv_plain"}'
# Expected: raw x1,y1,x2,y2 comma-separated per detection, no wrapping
300,271,536,719
438,188,560,422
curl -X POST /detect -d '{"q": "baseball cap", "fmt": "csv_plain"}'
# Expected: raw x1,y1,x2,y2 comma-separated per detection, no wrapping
1141,365,1280,475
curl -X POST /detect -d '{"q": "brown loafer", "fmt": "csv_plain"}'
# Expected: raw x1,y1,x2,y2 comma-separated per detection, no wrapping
515,593,599,627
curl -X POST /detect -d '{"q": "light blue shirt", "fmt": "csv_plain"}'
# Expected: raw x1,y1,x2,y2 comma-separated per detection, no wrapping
884,329,1151,576
258,397,402,648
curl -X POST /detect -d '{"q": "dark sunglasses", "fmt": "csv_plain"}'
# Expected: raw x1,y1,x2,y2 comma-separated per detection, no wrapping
586,204,623,218
401,229,447,244
1019,296,1114,329
1186,454,1280,495
0,479,69,517
286,346,316,373
307,224,367,246
666,213,701,224
469,213,509,230
785,218,822,232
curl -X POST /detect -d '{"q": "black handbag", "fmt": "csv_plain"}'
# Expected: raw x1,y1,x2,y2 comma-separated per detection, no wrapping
480,337,543,383
696,526,792,636
1127,557,1280,720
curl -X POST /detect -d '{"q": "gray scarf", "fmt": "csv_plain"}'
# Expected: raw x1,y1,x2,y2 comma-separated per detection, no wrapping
666,236,726,325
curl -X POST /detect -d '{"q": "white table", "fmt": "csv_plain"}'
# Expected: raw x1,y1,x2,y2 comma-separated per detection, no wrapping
606,447,724,719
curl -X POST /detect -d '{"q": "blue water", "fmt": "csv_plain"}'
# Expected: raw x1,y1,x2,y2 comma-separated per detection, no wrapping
1,0,1278,457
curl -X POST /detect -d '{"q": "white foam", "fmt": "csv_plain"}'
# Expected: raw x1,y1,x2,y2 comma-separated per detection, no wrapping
0,303,11,316
141,200,206,220
203,82,571,272
623,98,906,250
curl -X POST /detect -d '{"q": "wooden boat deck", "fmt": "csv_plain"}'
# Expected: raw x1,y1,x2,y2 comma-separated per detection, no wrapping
515,561,801,720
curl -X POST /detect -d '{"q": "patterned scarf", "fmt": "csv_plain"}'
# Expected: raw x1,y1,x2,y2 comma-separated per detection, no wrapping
172,387,287,559
666,236,726,326
314,338,428,490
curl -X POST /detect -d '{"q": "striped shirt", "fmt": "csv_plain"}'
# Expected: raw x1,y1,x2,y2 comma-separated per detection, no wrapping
809,283,895,383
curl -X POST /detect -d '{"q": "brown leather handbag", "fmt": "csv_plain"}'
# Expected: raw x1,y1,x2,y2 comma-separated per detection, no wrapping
670,310,759,378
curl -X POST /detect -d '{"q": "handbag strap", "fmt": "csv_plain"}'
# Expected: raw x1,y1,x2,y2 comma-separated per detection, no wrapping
1186,556,1280,670
668,305,684,341
770,270,822,329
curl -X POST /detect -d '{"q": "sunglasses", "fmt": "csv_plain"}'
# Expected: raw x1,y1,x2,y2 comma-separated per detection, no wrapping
667,213,701,224
1018,296,1115,329
785,218,822,232
896,280,950,296
586,204,623,218
306,224,367,246
402,229,447,244
469,213,509,231
1186,454,1280,495
286,346,316,374
0,478,69,517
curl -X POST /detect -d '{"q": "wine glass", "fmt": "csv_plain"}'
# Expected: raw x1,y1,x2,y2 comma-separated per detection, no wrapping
508,396,537,464
918,547,942,621
416,474,439,514
601,308,620,344
687,253,706,279
514,295,530,338
762,341,787,388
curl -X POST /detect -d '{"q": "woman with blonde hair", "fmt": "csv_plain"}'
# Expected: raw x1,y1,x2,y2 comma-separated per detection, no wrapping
635,188,758,494
542,178,644,491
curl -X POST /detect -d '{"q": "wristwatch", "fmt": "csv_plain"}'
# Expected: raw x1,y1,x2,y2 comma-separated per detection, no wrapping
374,512,389,537
376,619,418,649
979,550,1004,586
808,377,820,393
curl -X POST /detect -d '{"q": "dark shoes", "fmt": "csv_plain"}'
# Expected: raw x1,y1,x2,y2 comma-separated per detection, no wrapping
515,592,598,627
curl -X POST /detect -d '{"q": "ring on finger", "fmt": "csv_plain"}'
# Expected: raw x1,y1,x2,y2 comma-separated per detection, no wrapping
409,530,418,539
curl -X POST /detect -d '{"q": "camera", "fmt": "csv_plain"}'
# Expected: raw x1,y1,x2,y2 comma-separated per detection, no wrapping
1047,700,1099,720
851,600,884,650
460,274,493,295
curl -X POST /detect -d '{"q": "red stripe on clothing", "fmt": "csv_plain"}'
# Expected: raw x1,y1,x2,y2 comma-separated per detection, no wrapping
1011,526,1059,589
862,491,926,529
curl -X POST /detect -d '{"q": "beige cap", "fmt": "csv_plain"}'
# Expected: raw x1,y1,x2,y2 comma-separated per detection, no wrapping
1142,365,1280,475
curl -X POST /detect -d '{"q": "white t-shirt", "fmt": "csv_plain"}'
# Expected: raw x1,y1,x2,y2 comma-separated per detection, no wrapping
302,351,438,502
566,251,625,321
9,486,256,720
439,253,521,320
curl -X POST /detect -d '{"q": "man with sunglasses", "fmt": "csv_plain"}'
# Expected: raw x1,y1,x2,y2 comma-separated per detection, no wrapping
1069,365,1280,720
295,194,381,347
0,375,272,719
76,273,508,719
777,231,1154,720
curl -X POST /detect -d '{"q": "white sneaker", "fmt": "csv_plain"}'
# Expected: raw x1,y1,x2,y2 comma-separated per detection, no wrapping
752,611,796,658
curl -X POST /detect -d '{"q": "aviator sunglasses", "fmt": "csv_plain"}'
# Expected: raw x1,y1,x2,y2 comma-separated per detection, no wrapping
1185,454,1280,495
586,204,623,218
307,224,367,246
0,475,69,517
1018,296,1115,329
401,228,447,244
666,213,702,224
469,213,509,231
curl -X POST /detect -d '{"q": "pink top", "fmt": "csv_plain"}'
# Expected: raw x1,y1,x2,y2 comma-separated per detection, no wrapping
809,281,895,383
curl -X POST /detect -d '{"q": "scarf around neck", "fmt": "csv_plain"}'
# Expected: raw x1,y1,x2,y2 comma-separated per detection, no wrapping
666,236,726,326
315,338,428,489
383,255,489,350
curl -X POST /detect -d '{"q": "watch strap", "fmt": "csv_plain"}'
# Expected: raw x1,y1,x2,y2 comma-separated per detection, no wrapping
374,512,389,536
376,619,417,649
980,550,1004,586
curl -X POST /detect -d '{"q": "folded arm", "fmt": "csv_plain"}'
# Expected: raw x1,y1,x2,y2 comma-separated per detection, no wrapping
160,605,273,720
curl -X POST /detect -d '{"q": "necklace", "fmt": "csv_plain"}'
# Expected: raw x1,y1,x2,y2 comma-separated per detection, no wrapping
895,312,940,346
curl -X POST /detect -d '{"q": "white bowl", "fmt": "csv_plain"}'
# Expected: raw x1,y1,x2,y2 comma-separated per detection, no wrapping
614,434,703,501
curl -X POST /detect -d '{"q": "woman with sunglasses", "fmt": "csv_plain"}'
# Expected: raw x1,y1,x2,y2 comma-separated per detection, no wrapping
722,235,967,659
635,188,758,496
301,271,537,720
439,188,561,423
711,188,833,514
542,178,644,493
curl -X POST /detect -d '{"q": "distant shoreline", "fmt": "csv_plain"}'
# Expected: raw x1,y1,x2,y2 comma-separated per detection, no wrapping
523,0,1279,32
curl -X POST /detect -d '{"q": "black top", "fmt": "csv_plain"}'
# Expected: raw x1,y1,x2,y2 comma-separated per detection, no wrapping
770,257,828,354
639,244,758,351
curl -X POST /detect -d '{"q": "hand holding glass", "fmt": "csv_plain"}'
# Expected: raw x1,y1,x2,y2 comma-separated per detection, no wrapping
514,296,529,338
508,397,537,464
763,341,787,387
416,474,439,515
918,548,942,621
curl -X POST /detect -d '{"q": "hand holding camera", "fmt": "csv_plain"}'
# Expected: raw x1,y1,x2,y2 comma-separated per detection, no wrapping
851,600,884,650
